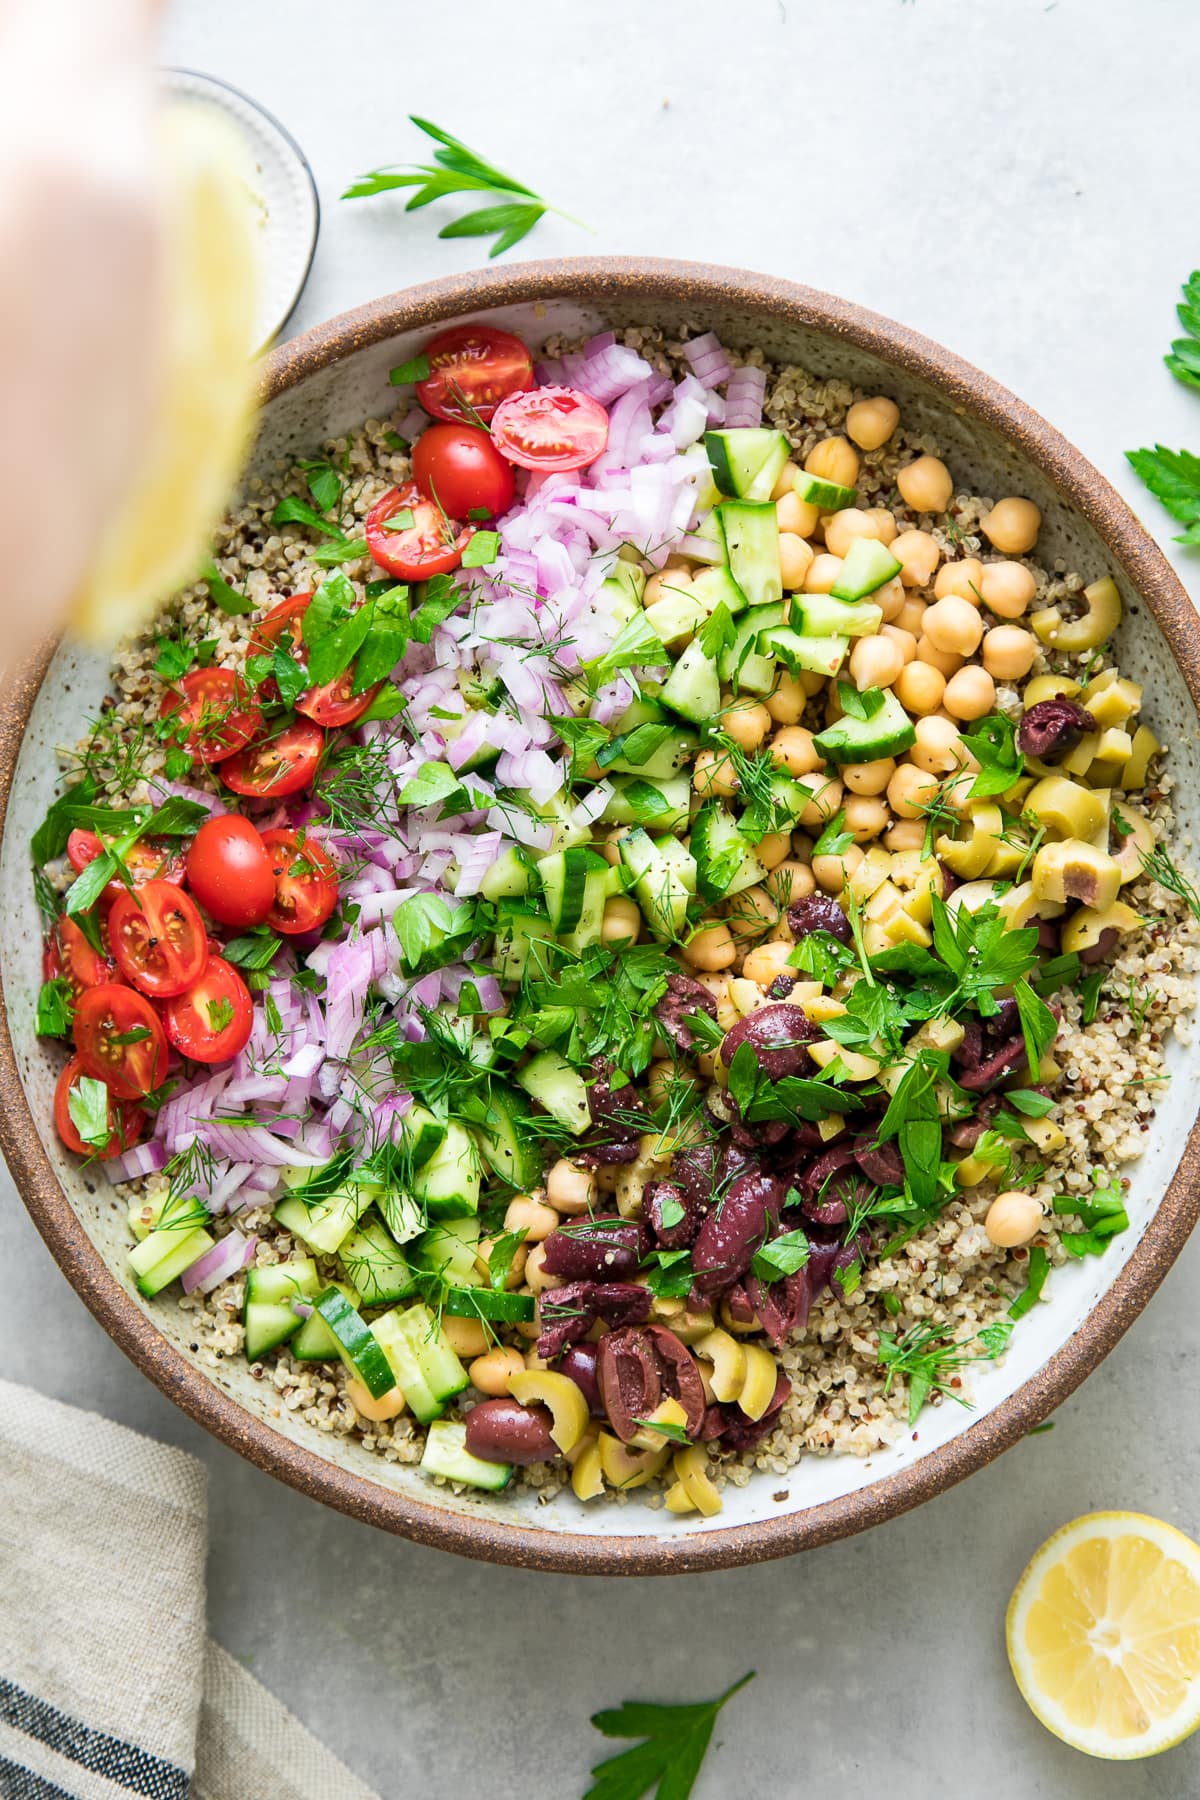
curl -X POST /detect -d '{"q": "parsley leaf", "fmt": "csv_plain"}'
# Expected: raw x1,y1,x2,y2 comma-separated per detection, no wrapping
698,602,738,661
1125,445,1200,545
66,1073,111,1150
411,573,462,643
1013,978,1058,1079
751,1227,810,1283
585,612,667,684
198,557,253,615
586,1673,755,1800
298,457,342,513
272,495,347,542
36,977,74,1038
461,530,500,568
1166,270,1200,392
398,761,468,814
1079,966,1106,1024
1009,1245,1050,1319
959,713,1024,797
388,354,431,386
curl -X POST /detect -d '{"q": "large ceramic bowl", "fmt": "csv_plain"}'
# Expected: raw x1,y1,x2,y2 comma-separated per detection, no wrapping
2,259,1198,1574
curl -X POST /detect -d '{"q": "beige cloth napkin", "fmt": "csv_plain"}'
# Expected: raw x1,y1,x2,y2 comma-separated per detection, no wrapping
0,1375,380,1800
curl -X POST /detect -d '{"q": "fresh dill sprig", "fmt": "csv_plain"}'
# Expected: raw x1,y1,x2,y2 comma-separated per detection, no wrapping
1140,842,1200,920
877,1318,1009,1425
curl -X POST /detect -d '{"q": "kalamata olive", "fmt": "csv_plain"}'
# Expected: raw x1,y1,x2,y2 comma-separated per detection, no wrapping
690,1170,785,1301
718,1370,792,1451
957,1034,1030,1092
464,1398,558,1465
798,1140,858,1200
1036,919,1060,954
852,1133,904,1187
537,1279,651,1358
671,1140,753,1210
540,1216,645,1282
723,1281,757,1325
654,972,718,1052
745,1265,811,1345
787,894,852,943
597,1324,706,1442
721,1003,819,1081
644,1179,699,1250
1079,927,1119,964
558,1343,605,1417
768,973,797,999
947,1094,998,1150
1017,698,1097,760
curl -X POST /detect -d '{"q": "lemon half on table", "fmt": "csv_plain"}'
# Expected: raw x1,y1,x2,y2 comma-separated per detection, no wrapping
71,104,259,644
1007,1511,1200,1759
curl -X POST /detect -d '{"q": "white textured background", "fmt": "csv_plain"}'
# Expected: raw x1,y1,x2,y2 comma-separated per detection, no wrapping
5,1,1200,1794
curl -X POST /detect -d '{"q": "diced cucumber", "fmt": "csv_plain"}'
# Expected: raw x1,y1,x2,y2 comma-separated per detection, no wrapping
619,827,693,941
718,601,786,692
471,1087,545,1190
792,468,858,509
560,861,619,954
660,640,721,727
516,1049,590,1134
311,1286,395,1399
421,1418,513,1492
373,1303,469,1423
829,537,902,601
479,845,534,902
410,1215,483,1290
412,1121,481,1220
273,1183,374,1256
691,803,769,903
493,904,555,983
717,501,782,609
243,1258,320,1361
601,773,691,834
377,1187,425,1247
687,509,727,562
340,1217,417,1306
790,593,883,638
644,587,708,649
756,627,848,679
613,695,669,734
243,1301,304,1361
291,1282,360,1360
443,1286,536,1324
128,1224,214,1299
813,688,917,764
537,846,608,934
689,563,746,615
599,563,645,625
401,1104,447,1169
656,833,698,893
527,793,593,852
765,770,814,829
704,428,790,503
602,719,698,781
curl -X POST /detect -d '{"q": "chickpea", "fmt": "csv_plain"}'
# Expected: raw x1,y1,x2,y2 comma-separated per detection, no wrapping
897,454,954,515
772,460,801,501
843,755,895,796
799,668,828,696
887,760,941,819
875,577,906,622
910,714,964,775
779,531,815,590
799,776,843,831
942,665,996,721
802,552,842,595
824,508,878,559
478,1234,527,1289
981,496,1041,555
845,395,899,452
601,896,642,946
813,843,863,892
892,529,941,589
756,830,791,870
719,697,771,752
896,596,928,637
923,595,984,657
934,557,984,602
863,506,898,546
849,632,905,692
894,659,946,715
771,858,816,904
692,747,739,798
776,489,820,536
805,435,860,489
682,921,736,971
884,818,926,852
441,1316,488,1359
725,883,778,944
982,625,1038,680
546,1158,597,1215
643,567,693,607
843,794,890,840
769,724,822,777
742,939,796,988
524,1242,562,1295
984,1190,1044,1248
764,671,807,725
346,1378,407,1422
504,1194,558,1242
915,634,964,679
979,560,1036,619
469,1347,527,1396
598,828,628,867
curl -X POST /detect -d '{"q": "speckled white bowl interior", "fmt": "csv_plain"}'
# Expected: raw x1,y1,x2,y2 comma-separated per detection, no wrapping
4,282,1199,1558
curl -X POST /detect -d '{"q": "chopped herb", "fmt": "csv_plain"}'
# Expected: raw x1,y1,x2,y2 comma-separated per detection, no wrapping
959,712,1024,797
751,1227,810,1283
1009,1245,1050,1320
1053,1171,1129,1258
1140,843,1200,920
198,557,253,615
1079,966,1107,1024
272,495,346,542
878,1319,1007,1425
461,529,500,567
388,354,432,386
223,929,282,973
297,457,342,513
632,1415,692,1446
812,809,854,858
585,1672,755,1800
36,978,74,1038
66,1074,111,1151
206,997,235,1034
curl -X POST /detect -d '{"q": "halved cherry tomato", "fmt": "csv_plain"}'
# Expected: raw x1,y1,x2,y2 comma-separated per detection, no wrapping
250,593,379,727
490,386,609,473
54,1055,146,1158
412,423,516,521
44,917,116,996
415,324,534,426
66,830,187,906
159,668,263,764
219,718,325,799
74,985,168,1099
164,957,254,1064
185,816,276,929
108,880,208,998
260,828,339,935
365,482,473,582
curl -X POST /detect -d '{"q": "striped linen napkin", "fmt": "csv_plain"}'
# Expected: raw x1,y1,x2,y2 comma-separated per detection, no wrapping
0,1376,380,1800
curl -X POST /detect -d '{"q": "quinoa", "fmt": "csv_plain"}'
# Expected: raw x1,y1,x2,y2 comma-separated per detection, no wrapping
54,329,1199,1510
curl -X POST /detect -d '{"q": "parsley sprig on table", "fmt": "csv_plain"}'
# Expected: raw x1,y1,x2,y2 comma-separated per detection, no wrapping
343,116,588,259
1126,269,1200,541
585,1672,755,1800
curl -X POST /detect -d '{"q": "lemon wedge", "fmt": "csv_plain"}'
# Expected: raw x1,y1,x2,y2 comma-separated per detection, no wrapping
1007,1511,1200,1759
71,102,259,644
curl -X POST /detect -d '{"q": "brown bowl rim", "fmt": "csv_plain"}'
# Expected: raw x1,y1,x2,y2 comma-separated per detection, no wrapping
2,256,1198,1575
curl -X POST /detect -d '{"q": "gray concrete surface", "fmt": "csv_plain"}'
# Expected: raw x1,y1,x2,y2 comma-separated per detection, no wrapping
6,0,1200,1793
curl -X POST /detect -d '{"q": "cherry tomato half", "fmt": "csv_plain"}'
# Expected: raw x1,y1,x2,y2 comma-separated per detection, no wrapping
490,386,609,473
44,917,116,997
415,324,534,426
185,816,276,929
159,668,263,764
219,718,325,800
108,880,208,999
412,424,516,521
74,984,168,1100
54,1055,146,1159
66,830,187,905
164,957,254,1065
260,829,339,935
365,482,473,583
250,593,379,728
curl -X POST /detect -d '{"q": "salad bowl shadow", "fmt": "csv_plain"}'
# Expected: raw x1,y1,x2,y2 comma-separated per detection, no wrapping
2,257,1199,1574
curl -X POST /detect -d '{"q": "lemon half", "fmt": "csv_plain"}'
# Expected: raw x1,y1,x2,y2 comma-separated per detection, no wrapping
1007,1511,1200,1759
